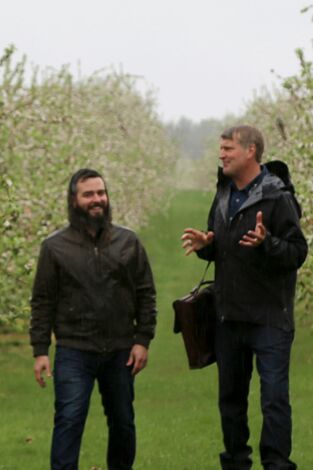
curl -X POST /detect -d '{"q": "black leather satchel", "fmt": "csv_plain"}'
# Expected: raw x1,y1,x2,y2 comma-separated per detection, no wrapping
173,264,216,369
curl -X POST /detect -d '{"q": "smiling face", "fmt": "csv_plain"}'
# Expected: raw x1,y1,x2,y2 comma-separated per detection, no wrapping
219,133,258,187
73,176,109,217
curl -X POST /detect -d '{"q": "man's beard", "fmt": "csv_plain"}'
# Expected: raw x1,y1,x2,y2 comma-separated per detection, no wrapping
69,202,112,238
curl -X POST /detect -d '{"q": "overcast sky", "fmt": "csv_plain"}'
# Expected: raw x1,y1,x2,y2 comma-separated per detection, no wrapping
1,0,312,122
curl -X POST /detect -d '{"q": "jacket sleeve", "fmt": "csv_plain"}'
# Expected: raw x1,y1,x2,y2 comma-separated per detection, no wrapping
29,241,58,357
260,192,308,270
133,238,157,348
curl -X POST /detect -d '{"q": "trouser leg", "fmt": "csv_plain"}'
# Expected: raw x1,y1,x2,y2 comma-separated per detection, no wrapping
51,346,95,470
98,349,136,470
215,321,253,470
253,326,297,470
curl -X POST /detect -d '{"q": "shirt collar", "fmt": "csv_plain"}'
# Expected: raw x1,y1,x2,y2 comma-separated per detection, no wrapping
230,165,268,194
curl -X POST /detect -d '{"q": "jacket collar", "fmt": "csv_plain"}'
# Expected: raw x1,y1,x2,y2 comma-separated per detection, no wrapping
60,223,112,246
217,160,292,190
217,160,291,223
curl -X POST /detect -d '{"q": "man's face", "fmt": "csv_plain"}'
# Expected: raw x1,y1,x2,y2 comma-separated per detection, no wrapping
219,134,254,179
73,177,108,217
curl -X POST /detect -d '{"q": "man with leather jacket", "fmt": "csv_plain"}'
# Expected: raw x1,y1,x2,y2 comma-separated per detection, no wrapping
30,168,157,470
182,125,307,470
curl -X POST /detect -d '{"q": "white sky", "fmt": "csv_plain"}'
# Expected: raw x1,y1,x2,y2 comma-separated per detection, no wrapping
1,0,312,122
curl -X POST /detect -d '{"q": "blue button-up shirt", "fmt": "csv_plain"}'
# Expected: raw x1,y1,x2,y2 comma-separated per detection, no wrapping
228,166,268,221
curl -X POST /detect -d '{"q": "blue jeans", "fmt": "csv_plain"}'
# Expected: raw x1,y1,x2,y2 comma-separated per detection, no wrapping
215,321,296,470
51,346,135,470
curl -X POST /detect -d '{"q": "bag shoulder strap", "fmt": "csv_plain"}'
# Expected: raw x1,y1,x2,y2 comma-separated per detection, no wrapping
192,261,212,294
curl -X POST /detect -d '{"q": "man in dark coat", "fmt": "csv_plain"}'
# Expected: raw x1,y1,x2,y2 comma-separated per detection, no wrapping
182,125,307,470
30,168,157,470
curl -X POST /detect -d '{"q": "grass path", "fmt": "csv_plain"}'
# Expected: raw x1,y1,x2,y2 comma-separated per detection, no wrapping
0,190,312,469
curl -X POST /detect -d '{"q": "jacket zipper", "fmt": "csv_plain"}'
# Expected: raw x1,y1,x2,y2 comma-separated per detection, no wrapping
94,244,101,275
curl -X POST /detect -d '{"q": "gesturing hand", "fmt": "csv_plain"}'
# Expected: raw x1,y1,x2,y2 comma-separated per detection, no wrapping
181,228,214,256
239,211,267,247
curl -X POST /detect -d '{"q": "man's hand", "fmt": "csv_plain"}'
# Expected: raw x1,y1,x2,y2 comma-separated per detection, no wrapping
181,228,214,255
239,211,267,247
34,355,52,388
126,345,148,376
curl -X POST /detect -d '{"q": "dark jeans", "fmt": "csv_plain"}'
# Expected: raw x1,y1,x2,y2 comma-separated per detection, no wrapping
215,321,296,470
51,346,135,470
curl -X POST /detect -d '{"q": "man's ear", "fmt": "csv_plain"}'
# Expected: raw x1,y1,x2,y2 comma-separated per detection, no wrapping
247,143,257,160
72,195,77,208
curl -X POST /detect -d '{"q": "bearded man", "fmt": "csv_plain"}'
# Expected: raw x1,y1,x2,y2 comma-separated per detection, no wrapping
30,168,157,470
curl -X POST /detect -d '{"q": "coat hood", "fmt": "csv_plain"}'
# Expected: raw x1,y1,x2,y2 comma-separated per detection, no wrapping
216,160,302,217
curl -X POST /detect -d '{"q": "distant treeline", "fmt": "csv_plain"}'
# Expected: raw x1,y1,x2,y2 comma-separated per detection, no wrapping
166,117,223,160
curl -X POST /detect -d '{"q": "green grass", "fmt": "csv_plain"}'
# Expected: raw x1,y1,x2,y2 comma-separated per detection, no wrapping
1,189,313,469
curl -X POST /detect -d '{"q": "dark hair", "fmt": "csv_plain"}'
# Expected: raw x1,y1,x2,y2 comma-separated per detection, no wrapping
221,125,264,163
68,168,105,197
